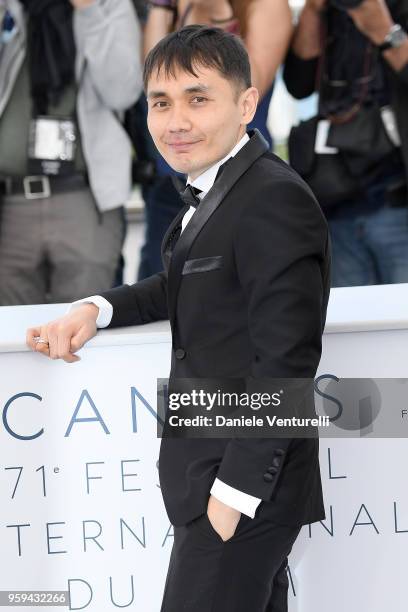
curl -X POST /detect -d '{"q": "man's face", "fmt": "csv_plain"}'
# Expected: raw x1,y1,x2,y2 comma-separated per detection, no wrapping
146,64,258,180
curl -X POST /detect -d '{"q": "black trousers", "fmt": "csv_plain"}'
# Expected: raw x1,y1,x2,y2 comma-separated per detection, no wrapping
160,510,302,612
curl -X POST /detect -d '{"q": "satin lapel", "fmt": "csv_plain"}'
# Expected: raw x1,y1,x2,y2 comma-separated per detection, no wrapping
161,203,190,273
167,129,269,327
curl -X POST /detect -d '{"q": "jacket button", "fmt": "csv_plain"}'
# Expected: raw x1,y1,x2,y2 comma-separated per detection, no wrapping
175,348,186,360
274,448,285,456
267,466,278,474
271,457,280,467
263,473,274,482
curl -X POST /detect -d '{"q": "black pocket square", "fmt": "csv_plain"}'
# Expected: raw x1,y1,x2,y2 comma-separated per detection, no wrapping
182,256,223,275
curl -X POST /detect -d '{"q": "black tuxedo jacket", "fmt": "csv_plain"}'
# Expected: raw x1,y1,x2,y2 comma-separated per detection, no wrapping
100,129,331,527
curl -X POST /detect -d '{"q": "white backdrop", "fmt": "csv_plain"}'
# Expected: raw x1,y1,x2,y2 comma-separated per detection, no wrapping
0,299,407,611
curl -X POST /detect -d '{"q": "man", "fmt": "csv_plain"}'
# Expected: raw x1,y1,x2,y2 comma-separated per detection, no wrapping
27,26,331,612
284,0,408,287
137,0,292,280
0,0,142,304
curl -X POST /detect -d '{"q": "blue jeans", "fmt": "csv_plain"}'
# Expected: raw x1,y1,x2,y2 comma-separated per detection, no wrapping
112,205,128,287
329,205,408,287
138,175,183,280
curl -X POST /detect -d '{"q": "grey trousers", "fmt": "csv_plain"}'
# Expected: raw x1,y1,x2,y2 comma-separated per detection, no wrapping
0,185,125,305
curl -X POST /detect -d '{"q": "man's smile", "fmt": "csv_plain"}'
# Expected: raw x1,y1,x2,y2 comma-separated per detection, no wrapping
166,140,202,153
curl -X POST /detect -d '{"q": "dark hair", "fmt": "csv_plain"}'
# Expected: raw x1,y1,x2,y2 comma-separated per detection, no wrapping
143,25,251,96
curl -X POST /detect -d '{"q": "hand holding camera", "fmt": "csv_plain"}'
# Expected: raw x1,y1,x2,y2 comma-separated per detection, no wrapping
342,0,395,46
307,0,402,51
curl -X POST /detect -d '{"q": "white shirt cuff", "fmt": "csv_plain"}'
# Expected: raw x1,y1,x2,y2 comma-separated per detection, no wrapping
67,295,113,328
210,478,261,519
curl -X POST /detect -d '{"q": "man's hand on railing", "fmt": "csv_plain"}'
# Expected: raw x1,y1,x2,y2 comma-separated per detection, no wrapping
26,303,99,363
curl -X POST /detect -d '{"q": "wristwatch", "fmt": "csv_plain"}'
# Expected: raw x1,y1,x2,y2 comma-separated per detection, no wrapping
378,24,408,52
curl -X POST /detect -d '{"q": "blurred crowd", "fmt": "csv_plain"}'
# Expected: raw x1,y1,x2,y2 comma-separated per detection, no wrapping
0,0,407,306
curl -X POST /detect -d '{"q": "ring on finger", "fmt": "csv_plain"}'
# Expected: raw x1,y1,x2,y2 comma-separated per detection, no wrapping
34,336,50,347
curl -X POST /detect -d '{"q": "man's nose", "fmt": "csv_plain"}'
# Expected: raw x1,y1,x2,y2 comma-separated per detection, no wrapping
166,104,192,132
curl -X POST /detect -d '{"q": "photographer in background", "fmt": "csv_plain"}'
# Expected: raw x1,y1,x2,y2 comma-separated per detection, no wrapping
284,0,408,287
0,0,143,305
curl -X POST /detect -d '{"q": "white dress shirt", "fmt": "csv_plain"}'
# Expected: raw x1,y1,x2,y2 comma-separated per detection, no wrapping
68,132,262,518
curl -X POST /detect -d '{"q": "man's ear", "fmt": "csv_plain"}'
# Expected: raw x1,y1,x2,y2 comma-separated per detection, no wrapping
241,87,259,126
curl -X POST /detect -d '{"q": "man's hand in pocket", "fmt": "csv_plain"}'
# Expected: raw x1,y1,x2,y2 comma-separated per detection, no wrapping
207,494,241,542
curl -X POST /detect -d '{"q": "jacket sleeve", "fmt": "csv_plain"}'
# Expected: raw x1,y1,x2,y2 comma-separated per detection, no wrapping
74,0,143,110
98,271,169,328
283,49,319,100
215,175,331,501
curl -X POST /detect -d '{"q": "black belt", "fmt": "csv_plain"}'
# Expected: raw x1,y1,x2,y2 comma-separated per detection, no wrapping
0,173,88,200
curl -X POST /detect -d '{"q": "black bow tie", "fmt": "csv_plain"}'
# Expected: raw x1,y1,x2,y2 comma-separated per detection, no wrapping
179,184,203,208
178,157,233,208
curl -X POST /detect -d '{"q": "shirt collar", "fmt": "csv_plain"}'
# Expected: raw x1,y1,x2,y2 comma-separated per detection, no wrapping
186,132,250,197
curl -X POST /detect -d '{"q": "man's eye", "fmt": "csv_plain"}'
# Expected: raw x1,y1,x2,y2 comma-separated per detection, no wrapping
192,97,207,103
153,101,168,108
